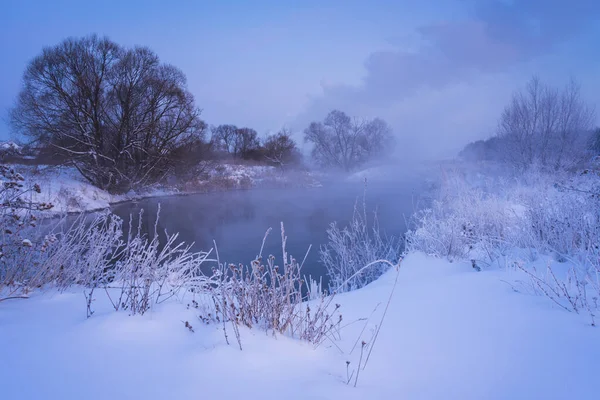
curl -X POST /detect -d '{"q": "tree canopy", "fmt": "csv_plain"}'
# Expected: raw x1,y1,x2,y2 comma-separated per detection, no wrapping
10,34,205,193
497,77,595,171
304,110,394,171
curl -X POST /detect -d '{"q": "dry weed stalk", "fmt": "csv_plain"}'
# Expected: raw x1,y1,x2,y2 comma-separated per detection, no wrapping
516,261,599,326
198,222,343,347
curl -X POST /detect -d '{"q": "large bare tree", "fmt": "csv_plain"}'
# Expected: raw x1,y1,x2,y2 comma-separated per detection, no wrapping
304,110,393,171
498,76,595,171
10,35,205,193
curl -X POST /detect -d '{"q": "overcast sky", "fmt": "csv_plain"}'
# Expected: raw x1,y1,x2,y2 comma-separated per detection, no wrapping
1,0,599,160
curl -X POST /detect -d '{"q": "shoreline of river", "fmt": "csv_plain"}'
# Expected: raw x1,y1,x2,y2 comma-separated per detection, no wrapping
14,163,327,216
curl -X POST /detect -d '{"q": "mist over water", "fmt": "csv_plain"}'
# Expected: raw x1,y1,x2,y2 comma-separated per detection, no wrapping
112,176,423,288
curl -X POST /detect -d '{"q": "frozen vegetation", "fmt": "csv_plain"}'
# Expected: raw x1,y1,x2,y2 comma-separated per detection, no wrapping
2,253,598,399
406,163,600,326
2,155,600,399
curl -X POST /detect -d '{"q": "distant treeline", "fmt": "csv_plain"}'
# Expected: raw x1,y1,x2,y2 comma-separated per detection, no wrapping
459,77,599,171
7,35,394,193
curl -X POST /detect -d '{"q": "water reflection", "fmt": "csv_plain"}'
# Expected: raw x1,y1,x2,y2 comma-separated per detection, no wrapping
112,179,420,288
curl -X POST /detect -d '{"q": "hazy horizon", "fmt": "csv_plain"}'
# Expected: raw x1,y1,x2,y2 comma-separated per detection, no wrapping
1,0,599,161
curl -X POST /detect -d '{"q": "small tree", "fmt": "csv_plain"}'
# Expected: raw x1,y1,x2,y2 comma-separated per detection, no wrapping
304,110,393,171
210,125,261,160
211,124,238,155
497,76,595,171
170,133,214,181
234,128,261,159
262,128,301,168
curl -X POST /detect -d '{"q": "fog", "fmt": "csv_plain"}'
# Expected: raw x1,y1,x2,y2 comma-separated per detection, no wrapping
111,173,426,289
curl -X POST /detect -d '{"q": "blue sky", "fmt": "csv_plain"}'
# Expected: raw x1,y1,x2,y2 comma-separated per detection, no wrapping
1,0,599,159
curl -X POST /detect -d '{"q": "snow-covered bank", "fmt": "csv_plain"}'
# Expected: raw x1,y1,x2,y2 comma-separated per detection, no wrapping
345,161,437,184
12,163,322,213
1,252,598,400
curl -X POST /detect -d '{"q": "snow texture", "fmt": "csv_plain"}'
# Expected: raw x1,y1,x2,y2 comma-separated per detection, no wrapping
1,252,598,400
0,141,22,152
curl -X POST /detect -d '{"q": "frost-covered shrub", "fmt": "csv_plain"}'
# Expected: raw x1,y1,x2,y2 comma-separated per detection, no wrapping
57,186,84,211
41,209,211,316
0,165,54,300
321,192,401,293
406,186,523,263
406,167,600,269
514,260,600,326
404,165,600,323
195,223,343,348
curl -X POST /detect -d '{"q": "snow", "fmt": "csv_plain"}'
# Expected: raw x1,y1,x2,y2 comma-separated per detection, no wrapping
9,163,321,213
196,162,322,190
346,161,436,184
1,252,598,399
0,141,21,152
16,166,130,213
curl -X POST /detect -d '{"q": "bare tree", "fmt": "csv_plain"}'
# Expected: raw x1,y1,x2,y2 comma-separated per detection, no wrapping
211,124,238,155
233,127,260,159
304,110,394,171
262,128,301,169
497,76,596,171
10,35,205,193
210,125,260,159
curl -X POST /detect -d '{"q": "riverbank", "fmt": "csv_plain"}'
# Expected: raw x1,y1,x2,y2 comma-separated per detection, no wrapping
10,163,324,214
1,251,598,399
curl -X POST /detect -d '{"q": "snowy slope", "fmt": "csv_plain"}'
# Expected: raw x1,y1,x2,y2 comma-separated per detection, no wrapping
10,164,322,213
26,166,124,212
1,252,598,400
0,141,22,152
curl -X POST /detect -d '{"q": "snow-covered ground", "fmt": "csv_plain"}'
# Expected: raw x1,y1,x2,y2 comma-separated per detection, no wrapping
22,166,129,213
345,161,436,184
0,141,21,153
1,252,598,400
190,162,322,191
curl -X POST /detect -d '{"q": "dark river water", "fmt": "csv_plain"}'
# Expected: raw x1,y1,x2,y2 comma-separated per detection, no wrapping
111,178,422,287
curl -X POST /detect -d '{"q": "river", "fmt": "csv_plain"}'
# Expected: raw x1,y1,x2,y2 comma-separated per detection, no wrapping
111,177,422,288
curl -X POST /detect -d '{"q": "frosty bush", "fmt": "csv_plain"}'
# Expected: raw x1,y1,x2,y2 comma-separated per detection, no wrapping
406,167,600,266
405,187,523,263
321,189,401,293
40,209,212,316
196,223,343,348
514,260,600,326
0,165,54,300
406,165,600,322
